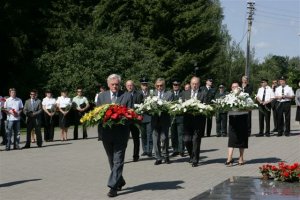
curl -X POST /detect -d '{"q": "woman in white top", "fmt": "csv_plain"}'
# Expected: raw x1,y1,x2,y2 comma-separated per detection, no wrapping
56,89,72,141
42,90,56,142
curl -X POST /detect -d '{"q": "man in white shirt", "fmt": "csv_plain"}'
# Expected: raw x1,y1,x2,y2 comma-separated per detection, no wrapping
256,79,275,137
275,76,295,136
42,90,56,142
4,88,23,150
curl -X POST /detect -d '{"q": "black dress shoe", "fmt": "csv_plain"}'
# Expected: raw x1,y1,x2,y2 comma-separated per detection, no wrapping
22,145,30,149
265,133,270,137
133,157,139,162
141,152,147,156
277,133,283,137
107,189,117,197
192,162,198,167
154,160,162,165
271,129,278,132
256,133,264,137
180,152,185,157
165,158,171,164
117,181,126,191
147,153,152,157
284,133,290,136
216,134,221,137
171,152,179,157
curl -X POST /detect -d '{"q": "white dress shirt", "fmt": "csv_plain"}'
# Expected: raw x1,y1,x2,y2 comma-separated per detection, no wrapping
56,96,71,108
42,97,56,109
256,86,274,103
4,97,23,121
275,85,295,102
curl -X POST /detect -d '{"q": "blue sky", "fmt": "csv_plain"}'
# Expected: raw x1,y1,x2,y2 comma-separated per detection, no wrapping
220,0,300,62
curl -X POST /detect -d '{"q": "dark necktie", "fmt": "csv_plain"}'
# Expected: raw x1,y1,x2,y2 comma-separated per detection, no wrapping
112,93,117,103
282,87,284,96
262,88,266,102
159,92,162,99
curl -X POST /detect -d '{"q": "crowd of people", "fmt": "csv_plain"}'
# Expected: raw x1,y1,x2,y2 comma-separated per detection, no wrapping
1,74,299,197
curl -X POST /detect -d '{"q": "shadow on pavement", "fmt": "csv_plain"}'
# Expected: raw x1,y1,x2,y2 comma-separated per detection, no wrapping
0,179,42,187
119,180,184,196
246,157,282,164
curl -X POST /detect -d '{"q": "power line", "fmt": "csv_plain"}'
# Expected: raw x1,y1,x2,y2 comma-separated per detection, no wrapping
255,20,299,28
257,8,300,19
255,13,300,22
256,3,300,15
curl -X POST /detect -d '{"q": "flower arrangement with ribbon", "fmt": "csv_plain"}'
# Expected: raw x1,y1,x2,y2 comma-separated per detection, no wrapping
213,88,257,112
134,96,171,116
259,162,300,182
80,104,143,128
169,98,214,116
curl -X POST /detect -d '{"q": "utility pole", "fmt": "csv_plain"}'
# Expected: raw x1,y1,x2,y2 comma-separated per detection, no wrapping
245,1,255,80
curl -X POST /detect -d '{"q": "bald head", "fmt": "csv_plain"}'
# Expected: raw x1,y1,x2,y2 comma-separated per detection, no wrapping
190,76,200,91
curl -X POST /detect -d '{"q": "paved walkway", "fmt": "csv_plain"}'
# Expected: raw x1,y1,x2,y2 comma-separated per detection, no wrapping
1,108,300,200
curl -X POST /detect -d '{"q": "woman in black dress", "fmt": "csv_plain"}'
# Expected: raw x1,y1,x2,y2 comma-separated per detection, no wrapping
225,82,249,166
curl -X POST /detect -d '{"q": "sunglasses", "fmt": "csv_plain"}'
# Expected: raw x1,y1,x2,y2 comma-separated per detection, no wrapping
156,85,164,87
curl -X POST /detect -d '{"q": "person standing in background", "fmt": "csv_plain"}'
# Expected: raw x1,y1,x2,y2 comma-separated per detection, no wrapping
125,80,143,162
4,88,23,151
255,79,274,137
214,84,228,137
170,80,185,157
56,89,72,141
275,76,294,136
271,79,279,132
72,87,90,140
23,89,43,148
139,77,153,157
42,90,56,142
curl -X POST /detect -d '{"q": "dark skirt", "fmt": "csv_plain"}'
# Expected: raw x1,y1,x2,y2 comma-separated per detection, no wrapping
296,106,300,121
59,111,69,128
228,113,248,148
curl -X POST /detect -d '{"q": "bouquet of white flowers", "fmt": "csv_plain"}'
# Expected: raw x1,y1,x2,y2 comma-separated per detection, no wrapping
213,89,257,112
134,96,171,116
169,97,214,116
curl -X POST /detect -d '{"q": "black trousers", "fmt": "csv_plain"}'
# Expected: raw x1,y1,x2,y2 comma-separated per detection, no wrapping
183,114,205,163
277,101,291,134
271,101,278,131
258,104,271,134
73,110,87,139
247,111,252,136
216,112,228,135
101,125,129,190
44,112,54,141
170,118,184,153
205,116,212,137
25,118,42,147
129,124,140,159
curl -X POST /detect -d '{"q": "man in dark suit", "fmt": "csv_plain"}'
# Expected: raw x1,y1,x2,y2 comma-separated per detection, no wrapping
125,80,143,162
96,74,132,198
152,78,173,165
170,80,185,157
200,78,216,137
23,89,43,148
214,84,229,137
139,77,153,157
182,76,206,167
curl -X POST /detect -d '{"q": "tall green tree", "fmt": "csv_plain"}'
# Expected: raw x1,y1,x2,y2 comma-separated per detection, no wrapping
93,0,224,84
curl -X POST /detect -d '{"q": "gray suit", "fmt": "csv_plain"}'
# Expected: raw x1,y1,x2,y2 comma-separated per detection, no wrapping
152,90,173,161
23,98,43,147
96,90,132,190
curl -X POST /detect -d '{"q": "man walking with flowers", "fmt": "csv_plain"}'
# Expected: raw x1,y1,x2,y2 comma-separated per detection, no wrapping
181,76,206,167
96,74,132,197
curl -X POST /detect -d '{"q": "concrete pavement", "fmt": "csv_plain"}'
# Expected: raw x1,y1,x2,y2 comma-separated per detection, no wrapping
0,108,299,200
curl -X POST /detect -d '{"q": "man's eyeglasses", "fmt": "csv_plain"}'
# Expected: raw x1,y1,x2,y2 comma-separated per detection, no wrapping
156,85,164,87
173,84,179,86
30,93,36,95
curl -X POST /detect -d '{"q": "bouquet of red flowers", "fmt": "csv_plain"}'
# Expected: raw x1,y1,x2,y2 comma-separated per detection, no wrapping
80,104,143,128
259,162,300,182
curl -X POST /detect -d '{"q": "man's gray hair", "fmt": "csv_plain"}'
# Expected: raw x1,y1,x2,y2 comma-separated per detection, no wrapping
155,78,165,84
107,74,121,84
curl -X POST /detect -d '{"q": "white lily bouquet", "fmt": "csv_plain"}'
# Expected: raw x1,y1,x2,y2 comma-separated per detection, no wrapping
169,98,214,116
213,89,257,112
134,96,172,116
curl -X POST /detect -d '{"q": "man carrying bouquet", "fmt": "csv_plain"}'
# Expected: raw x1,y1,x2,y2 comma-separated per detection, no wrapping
96,74,132,198
181,76,206,167
152,78,174,165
